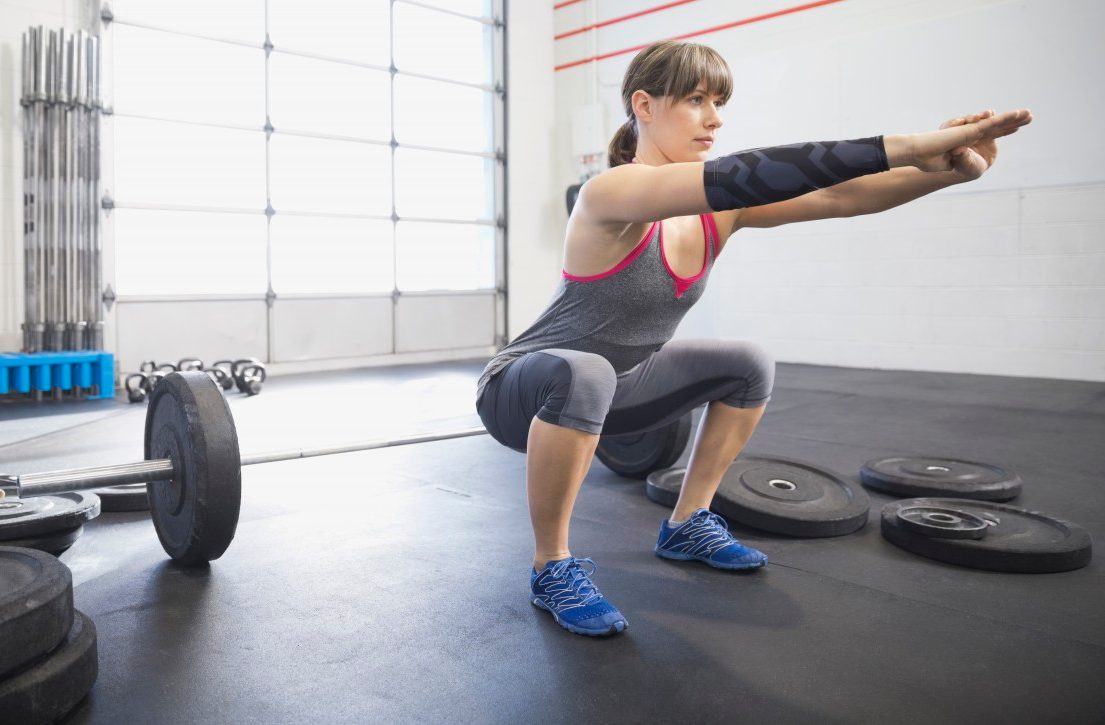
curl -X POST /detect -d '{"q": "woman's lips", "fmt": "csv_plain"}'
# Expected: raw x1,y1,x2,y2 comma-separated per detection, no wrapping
694,138,714,147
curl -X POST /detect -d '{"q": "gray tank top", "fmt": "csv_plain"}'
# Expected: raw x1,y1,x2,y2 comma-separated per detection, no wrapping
476,213,718,402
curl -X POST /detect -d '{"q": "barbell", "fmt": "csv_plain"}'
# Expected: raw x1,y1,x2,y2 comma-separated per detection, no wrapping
2,372,692,565
2,372,487,565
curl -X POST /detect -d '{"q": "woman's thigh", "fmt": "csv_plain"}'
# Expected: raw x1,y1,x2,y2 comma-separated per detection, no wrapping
601,338,775,437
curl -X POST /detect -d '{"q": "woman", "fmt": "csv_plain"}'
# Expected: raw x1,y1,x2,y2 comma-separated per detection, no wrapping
475,41,1031,637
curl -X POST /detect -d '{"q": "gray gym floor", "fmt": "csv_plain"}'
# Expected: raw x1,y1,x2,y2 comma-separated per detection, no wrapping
2,360,1104,723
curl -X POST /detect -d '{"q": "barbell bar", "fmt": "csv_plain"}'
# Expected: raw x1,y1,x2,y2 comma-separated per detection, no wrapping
9,427,490,499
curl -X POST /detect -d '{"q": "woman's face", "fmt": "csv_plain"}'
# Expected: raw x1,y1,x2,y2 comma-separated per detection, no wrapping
646,85,726,162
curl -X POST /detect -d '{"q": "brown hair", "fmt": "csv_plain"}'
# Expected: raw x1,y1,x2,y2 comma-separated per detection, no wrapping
607,41,733,167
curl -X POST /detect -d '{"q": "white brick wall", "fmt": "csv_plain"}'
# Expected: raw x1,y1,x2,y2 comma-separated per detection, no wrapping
687,184,1105,381
551,0,1105,382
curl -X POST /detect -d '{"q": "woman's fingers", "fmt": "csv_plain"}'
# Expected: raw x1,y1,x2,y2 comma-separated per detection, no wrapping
990,124,1024,139
941,109,997,131
968,109,1032,141
914,109,1028,169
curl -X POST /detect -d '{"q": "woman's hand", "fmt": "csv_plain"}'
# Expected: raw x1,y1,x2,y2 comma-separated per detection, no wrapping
939,109,1005,181
905,108,1032,173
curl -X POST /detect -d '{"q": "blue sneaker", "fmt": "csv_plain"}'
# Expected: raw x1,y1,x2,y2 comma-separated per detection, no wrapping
655,508,768,570
530,557,628,637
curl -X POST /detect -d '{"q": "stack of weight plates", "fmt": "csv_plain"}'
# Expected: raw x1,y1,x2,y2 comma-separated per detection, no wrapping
0,492,101,555
0,546,98,722
880,498,1093,573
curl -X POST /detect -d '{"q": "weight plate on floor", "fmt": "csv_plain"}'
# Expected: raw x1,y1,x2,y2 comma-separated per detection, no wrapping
645,468,683,507
0,546,73,679
895,505,988,540
93,483,150,513
0,609,98,724
596,414,692,479
145,372,241,566
881,498,1093,573
0,492,100,540
0,525,84,556
860,456,1021,501
714,456,870,537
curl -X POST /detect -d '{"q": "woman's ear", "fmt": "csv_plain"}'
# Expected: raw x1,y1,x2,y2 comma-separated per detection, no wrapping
631,90,655,124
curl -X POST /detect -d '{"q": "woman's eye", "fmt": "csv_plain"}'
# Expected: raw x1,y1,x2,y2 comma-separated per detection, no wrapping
689,96,702,104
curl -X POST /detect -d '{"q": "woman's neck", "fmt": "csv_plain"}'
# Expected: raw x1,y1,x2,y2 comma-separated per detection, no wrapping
631,139,674,167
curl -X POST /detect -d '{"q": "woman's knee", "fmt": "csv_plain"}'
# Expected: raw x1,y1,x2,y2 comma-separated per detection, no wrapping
718,340,775,406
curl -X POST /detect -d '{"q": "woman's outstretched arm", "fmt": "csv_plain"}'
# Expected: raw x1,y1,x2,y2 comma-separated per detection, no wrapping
577,108,1032,225
823,109,1024,219
736,109,1024,228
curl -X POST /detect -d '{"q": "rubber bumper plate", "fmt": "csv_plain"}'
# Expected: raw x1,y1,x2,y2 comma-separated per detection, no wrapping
861,456,1021,501
92,483,150,512
0,609,98,724
596,414,692,479
0,525,84,556
648,456,870,537
0,546,73,679
881,497,1092,573
0,493,100,541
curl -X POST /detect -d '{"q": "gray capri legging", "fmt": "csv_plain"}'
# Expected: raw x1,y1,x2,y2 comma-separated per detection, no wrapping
476,338,775,453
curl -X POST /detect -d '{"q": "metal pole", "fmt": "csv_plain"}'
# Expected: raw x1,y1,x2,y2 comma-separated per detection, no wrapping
89,33,103,351
16,460,177,497
74,30,88,350
61,32,73,354
32,26,47,353
21,29,34,351
46,29,63,352
10,426,489,498
238,427,488,466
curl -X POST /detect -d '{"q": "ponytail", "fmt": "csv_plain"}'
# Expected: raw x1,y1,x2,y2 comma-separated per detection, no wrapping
607,119,637,168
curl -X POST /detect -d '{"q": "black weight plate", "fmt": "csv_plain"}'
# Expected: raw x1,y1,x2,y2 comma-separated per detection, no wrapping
896,505,988,540
0,525,84,556
93,483,150,513
0,492,100,540
861,456,1021,501
596,414,692,479
145,371,241,566
881,498,1093,573
0,546,73,679
645,468,683,507
714,456,870,537
0,609,98,724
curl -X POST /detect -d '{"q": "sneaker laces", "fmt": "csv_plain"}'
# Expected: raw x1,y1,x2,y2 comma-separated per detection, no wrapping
545,557,603,607
690,508,731,533
681,509,740,556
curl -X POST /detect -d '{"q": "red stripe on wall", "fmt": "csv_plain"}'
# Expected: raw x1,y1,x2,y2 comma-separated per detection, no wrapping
555,0,701,41
554,0,846,71
554,0,586,10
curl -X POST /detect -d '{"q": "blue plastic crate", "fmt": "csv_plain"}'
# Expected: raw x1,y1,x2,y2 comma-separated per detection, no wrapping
0,351,115,400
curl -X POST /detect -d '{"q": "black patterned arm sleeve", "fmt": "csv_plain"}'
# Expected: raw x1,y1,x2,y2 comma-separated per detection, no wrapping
703,136,890,211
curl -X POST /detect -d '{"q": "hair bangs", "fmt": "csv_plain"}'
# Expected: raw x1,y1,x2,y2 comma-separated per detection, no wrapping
663,44,732,104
